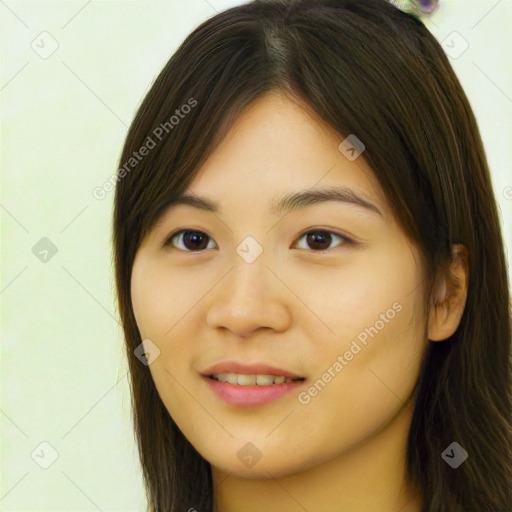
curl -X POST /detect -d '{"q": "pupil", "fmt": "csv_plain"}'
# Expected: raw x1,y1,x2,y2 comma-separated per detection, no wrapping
307,231,331,250
184,231,208,250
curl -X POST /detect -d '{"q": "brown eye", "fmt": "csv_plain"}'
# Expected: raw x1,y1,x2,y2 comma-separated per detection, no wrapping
164,230,216,251
163,228,353,253
293,229,352,252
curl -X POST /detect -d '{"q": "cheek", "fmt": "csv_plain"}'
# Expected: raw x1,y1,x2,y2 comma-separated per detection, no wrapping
295,244,426,422
130,259,203,391
290,303,425,472
301,243,424,352
130,257,189,339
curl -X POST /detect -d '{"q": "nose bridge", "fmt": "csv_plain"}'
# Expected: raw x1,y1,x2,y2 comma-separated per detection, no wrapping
227,234,273,304
235,232,267,270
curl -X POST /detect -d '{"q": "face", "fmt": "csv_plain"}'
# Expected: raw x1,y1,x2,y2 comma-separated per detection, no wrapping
130,93,429,479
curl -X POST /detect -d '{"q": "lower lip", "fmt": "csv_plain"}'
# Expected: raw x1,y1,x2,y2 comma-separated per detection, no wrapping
202,376,305,407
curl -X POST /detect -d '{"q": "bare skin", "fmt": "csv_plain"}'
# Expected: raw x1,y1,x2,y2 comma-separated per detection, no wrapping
130,93,468,512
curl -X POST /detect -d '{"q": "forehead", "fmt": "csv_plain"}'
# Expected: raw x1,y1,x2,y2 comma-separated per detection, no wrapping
181,93,387,212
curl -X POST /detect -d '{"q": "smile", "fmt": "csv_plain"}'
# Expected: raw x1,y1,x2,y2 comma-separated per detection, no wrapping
209,372,304,386
203,374,306,407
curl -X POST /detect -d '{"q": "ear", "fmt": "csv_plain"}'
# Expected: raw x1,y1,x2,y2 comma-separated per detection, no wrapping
427,244,469,342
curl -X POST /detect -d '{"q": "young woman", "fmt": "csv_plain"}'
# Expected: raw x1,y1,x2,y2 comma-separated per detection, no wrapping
112,1,512,510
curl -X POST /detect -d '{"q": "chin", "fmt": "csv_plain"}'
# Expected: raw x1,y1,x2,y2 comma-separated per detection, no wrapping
206,448,316,480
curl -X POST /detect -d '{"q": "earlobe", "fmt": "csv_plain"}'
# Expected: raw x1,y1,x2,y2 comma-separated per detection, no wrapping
427,244,469,342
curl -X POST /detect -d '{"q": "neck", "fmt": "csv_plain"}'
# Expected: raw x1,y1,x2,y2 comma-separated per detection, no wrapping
212,403,422,512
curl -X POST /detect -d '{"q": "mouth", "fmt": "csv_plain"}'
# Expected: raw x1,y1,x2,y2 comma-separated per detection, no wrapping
200,364,307,406
199,361,307,406
206,372,305,386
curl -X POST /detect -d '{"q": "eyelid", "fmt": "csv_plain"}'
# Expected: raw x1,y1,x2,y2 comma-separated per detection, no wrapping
163,227,357,253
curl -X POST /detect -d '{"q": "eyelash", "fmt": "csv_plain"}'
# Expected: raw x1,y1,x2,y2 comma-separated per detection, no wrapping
163,228,355,253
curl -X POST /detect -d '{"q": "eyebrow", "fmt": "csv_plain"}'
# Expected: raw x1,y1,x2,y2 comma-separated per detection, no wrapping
162,186,383,218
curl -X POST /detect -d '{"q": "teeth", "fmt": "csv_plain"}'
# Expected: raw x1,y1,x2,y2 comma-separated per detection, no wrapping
225,372,238,384
256,374,274,385
211,372,299,385
237,373,256,386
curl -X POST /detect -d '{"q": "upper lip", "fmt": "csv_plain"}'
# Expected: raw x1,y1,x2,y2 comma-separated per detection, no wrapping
200,361,305,379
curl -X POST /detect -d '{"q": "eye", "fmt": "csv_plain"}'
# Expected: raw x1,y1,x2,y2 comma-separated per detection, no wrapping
164,230,216,252
164,228,353,253
292,229,353,252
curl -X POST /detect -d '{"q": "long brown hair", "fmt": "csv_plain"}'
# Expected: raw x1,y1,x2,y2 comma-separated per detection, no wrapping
112,1,512,510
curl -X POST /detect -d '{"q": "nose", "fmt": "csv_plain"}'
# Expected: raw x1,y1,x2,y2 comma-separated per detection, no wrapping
206,257,292,338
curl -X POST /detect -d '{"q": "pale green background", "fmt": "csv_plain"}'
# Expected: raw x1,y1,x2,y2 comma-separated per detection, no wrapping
1,1,511,511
